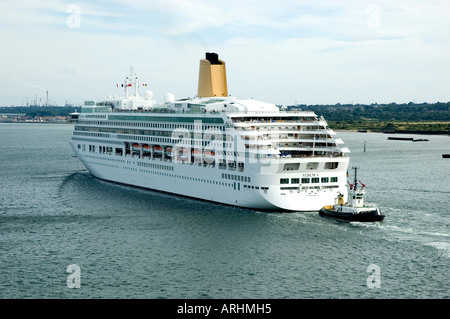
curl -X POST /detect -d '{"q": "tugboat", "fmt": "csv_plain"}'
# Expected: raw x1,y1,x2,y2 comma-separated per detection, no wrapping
319,167,385,222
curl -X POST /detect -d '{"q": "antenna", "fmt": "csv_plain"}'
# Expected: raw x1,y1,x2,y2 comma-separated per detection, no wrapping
124,66,138,98
352,166,358,190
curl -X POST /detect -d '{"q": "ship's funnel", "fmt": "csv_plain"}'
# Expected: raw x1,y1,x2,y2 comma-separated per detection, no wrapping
197,52,228,97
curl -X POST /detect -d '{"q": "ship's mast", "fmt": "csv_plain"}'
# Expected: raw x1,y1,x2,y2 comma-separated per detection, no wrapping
124,66,139,98
352,166,358,191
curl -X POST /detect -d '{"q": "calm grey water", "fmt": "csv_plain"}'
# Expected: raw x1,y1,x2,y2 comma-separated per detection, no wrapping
0,123,449,299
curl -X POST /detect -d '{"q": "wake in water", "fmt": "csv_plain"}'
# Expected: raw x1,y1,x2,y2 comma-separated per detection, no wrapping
424,242,450,258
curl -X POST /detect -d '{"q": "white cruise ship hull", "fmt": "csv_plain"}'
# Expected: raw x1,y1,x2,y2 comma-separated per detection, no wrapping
70,141,349,211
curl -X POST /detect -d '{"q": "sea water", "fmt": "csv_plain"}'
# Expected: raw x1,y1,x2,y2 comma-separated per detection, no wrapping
0,124,449,298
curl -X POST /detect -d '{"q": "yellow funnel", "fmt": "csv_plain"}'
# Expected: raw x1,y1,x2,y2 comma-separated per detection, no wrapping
197,52,228,97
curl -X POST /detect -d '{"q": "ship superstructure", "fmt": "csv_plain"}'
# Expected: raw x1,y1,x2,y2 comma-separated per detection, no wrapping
70,53,350,211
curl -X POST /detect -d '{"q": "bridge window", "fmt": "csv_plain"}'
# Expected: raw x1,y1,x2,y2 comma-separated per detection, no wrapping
325,162,339,169
306,162,318,170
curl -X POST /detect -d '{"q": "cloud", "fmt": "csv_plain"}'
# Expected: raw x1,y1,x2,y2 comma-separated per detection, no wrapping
0,0,449,105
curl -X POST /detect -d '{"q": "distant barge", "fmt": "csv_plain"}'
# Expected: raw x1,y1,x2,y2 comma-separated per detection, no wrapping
387,137,413,141
387,137,429,142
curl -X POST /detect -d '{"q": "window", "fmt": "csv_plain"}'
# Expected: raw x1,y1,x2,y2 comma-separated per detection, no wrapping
321,177,329,183
291,178,300,184
283,163,300,171
312,178,319,183
301,178,310,184
280,178,289,184
325,162,339,169
306,162,319,170
331,177,338,183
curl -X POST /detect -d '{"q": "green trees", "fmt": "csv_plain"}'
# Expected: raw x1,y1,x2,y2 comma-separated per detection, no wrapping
287,102,450,132
0,106,78,117
289,102,449,122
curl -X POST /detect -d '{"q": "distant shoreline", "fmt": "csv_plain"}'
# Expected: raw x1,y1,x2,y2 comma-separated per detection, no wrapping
334,129,449,136
0,120,73,124
2,121,448,136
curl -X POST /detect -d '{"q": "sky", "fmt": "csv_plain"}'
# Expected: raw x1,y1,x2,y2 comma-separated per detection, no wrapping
1,0,450,106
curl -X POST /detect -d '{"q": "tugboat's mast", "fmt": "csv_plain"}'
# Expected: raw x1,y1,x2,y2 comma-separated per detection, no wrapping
353,166,358,190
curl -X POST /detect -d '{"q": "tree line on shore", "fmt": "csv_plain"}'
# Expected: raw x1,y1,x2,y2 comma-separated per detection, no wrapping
1,102,449,132
0,106,78,118
288,101,449,122
287,102,449,132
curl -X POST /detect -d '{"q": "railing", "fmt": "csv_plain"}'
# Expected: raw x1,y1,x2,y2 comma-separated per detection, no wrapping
86,105,319,116
234,126,329,133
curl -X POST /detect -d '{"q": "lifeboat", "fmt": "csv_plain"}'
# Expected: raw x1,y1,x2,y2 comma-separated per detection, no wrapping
178,149,188,158
191,149,202,157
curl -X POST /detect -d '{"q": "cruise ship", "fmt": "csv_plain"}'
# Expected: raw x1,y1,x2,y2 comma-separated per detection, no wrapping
70,53,350,211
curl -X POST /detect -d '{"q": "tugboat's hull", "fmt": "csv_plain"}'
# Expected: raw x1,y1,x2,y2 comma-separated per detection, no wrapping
319,207,385,222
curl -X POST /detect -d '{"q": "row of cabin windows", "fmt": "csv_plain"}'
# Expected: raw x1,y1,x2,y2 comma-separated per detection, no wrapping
77,120,224,132
221,173,251,183
283,162,339,171
140,170,235,187
76,125,228,141
280,177,338,184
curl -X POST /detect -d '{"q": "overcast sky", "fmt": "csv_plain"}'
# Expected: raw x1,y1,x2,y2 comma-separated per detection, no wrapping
1,0,449,106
